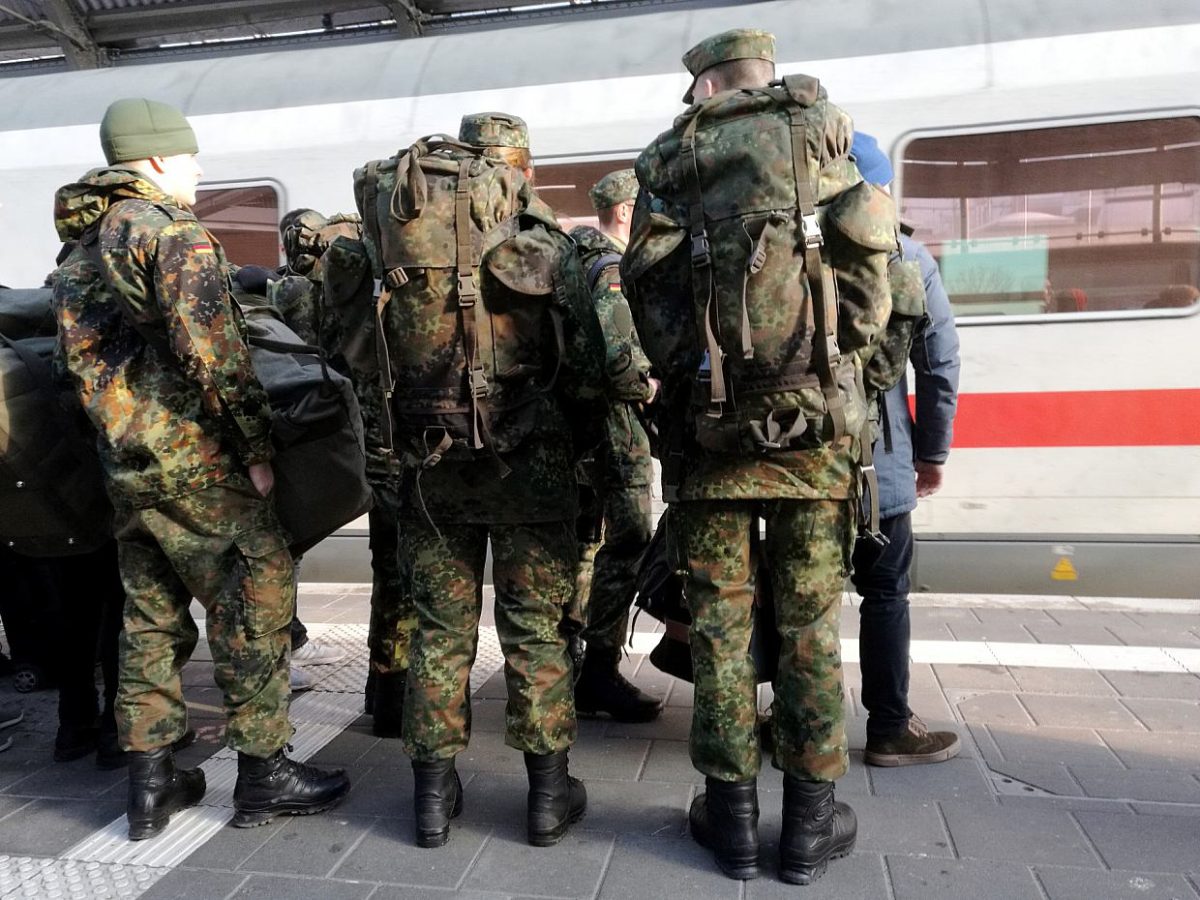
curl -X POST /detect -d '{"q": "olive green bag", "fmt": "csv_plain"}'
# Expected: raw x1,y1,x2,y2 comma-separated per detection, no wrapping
623,75,898,463
354,137,572,471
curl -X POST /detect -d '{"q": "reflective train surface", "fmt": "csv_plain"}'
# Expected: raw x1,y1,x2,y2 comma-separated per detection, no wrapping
0,0,1196,597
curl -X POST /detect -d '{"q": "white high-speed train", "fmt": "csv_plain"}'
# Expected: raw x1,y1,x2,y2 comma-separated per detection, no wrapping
1,0,1197,597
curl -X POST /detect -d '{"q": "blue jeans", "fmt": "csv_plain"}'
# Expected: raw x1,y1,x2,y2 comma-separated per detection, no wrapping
850,512,913,740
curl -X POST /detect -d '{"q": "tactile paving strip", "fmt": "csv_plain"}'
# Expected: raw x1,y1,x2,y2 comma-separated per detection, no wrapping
0,857,167,899
298,623,505,694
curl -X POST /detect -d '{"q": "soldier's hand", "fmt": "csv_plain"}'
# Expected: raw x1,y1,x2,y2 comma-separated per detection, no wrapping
249,462,275,498
915,460,944,498
645,377,661,406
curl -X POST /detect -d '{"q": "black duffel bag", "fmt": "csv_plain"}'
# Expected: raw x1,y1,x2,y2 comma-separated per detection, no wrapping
634,505,780,684
237,294,373,556
0,287,115,556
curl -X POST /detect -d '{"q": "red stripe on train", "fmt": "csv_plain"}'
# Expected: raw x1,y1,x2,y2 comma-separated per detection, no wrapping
942,388,1200,448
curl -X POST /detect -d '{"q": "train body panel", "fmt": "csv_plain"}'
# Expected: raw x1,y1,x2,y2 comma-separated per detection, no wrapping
0,0,1196,594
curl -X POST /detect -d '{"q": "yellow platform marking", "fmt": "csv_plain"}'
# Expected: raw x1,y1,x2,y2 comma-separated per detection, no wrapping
1051,557,1079,581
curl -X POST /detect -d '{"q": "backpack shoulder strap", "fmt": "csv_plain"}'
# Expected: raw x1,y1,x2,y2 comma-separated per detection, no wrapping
586,252,621,294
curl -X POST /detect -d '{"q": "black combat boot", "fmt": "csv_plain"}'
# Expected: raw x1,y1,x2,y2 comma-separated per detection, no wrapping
689,776,760,880
524,750,587,846
126,746,206,841
98,728,197,770
232,748,350,828
573,647,662,723
778,776,857,885
371,670,407,739
412,758,463,848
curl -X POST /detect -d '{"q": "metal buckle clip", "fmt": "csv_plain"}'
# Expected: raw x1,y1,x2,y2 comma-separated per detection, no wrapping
800,213,823,249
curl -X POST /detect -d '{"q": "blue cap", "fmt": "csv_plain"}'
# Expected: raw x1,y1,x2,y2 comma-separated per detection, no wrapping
850,131,894,186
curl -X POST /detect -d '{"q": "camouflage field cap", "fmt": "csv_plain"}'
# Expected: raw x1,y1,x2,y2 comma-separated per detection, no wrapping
459,112,530,149
100,98,198,165
589,169,638,210
681,28,775,104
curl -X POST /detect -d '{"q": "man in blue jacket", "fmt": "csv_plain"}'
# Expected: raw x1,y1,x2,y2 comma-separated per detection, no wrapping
850,133,963,767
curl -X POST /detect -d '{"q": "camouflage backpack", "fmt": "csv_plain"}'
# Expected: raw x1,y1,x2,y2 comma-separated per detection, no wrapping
623,75,898,463
281,211,364,277
353,136,573,469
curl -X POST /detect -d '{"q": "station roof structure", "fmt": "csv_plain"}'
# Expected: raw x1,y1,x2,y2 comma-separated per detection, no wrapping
0,0,702,73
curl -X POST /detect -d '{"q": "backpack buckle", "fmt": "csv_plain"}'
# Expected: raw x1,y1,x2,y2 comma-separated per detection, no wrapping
384,267,409,290
690,233,711,266
458,274,476,303
469,366,488,397
800,213,823,249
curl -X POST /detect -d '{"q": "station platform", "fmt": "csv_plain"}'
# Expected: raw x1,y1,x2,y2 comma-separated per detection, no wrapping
0,586,1197,899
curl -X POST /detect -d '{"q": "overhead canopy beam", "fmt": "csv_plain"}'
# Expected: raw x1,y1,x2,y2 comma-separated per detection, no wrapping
380,0,425,36
39,0,108,69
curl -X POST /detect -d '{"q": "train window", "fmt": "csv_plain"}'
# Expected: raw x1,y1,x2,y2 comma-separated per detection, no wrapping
533,158,637,230
900,118,1200,317
193,182,282,268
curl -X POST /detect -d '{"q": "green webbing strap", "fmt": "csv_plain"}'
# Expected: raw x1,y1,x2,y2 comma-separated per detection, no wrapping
455,156,486,451
679,110,726,416
363,161,384,265
374,286,397,456
784,91,846,444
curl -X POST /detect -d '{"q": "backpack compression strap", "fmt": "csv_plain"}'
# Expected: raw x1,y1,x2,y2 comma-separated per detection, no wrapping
679,105,757,418
679,110,726,415
781,75,847,445
455,156,488,452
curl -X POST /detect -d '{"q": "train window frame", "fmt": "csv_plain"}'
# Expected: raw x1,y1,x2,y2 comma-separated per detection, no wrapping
193,177,288,269
893,111,1200,328
530,152,639,230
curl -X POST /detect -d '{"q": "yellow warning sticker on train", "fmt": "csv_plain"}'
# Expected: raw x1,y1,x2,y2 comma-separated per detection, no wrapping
1051,558,1078,581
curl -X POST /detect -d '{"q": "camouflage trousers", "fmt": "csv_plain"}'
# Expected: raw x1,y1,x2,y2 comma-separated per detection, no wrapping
113,474,294,757
577,484,653,652
400,519,578,761
676,498,852,783
366,478,416,675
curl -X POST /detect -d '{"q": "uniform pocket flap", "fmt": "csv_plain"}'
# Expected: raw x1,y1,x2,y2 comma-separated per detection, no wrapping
827,181,898,252
887,257,927,318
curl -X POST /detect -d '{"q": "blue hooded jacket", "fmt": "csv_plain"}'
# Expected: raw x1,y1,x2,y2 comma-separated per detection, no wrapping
876,233,962,518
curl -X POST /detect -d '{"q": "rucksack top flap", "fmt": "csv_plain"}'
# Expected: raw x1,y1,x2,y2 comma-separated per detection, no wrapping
827,181,899,252
483,226,561,296
622,211,687,285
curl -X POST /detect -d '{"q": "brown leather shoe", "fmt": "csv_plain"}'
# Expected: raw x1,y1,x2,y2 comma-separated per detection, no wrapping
863,714,960,767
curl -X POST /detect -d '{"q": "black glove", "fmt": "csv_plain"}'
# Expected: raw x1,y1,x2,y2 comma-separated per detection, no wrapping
232,265,274,296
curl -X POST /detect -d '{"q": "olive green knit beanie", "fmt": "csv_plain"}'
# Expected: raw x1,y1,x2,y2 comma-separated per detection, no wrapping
100,98,198,165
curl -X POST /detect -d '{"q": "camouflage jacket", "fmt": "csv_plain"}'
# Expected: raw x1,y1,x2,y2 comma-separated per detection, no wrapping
320,235,393,480
52,168,273,507
570,225,653,488
269,272,321,347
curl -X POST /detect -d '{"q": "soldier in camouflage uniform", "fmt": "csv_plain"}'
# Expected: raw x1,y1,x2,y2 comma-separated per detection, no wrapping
623,32,896,884
567,170,663,722
318,231,418,737
52,99,349,840
394,113,607,848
